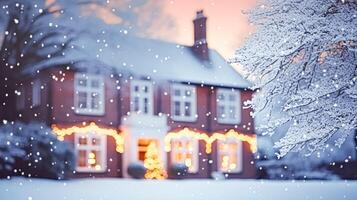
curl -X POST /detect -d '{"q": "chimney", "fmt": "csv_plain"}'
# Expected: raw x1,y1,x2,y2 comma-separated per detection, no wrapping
193,10,209,60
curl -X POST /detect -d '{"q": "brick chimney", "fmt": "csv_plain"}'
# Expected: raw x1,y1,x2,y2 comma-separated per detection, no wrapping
193,10,209,60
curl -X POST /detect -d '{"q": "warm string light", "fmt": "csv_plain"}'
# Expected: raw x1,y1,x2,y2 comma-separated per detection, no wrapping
51,122,125,153
165,128,257,154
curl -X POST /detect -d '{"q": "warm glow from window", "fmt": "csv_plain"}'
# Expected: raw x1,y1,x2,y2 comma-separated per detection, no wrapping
218,140,242,173
171,138,198,173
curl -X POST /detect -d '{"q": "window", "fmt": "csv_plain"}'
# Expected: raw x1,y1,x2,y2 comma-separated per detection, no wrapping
171,84,197,121
32,79,41,107
138,139,158,161
171,137,198,173
130,80,153,115
75,132,107,172
217,139,243,173
216,89,241,124
74,73,105,115
16,86,25,110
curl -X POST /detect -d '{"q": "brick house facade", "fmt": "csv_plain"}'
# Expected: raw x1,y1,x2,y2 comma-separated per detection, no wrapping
9,10,256,179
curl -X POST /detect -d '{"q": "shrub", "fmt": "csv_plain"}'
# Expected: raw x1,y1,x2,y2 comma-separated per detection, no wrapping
168,163,188,179
0,121,75,179
127,162,147,179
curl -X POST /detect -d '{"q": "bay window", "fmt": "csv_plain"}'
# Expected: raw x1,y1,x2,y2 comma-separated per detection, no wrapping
75,132,107,172
217,139,243,173
171,137,198,173
74,74,104,115
171,84,197,121
216,88,241,124
130,80,153,115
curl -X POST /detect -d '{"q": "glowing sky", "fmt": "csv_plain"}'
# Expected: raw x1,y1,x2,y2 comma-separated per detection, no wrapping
160,0,257,59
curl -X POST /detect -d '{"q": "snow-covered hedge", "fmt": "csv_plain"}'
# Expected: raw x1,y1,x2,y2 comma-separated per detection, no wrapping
0,121,75,179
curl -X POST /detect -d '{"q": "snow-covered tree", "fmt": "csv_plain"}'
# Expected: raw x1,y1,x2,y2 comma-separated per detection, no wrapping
234,0,357,157
0,121,75,179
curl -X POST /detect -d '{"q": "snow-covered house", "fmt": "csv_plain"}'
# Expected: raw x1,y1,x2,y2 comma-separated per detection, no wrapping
13,10,256,179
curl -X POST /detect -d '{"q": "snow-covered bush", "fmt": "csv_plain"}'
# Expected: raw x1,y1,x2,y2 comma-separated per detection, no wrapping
234,0,357,157
168,163,188,179
0,121,75,179
127,162,147,179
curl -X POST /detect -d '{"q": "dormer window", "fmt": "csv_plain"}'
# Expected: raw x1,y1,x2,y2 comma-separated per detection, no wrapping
74,73,105,115
130,80,153,115
216,88,241,124
171,84,197,122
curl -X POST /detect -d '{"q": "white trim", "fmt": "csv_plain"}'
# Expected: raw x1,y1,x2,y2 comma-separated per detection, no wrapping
171,84,197,122
74,73,105,115
16,86,25,110
74,132,107,173
130,80,153,115
216,88,241,124
217,138,243,173
32,79,41,107
170,136,199,173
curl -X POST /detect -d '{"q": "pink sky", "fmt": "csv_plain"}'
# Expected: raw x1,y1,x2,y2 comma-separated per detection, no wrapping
160,0,257,59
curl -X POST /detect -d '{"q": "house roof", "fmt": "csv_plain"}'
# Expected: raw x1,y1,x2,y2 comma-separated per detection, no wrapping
24,30,251,88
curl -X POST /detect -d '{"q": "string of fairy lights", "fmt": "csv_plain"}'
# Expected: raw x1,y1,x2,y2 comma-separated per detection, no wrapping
52,122,257,154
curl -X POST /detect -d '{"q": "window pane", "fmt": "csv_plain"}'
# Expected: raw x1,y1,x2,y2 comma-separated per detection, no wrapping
174,101,181,116
229,106,236,119
218,94,224,101
78,150,87,167
91,92,100,109
134,85,139,92
78,137,87,145
78,92,87,108
143,98,149,113
133,97,139,112
92,137,101,146
184,102,191,117
185,90,191,97
174,89,181,96
143,86,149,93
78,79,87,87
91,80,100,88
218,105,225,119
229,94,236,101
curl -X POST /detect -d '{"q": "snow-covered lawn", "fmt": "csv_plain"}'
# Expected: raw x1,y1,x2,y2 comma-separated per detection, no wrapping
1,177,357,200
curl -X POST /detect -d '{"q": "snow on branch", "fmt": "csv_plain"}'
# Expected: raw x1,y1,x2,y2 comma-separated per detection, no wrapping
234,0,357,157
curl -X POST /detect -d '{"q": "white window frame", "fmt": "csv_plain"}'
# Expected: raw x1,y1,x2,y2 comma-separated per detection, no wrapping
170,136,199,173
32,79,41,107
216,88,241,124
171,84,197,122
16,86,25,110
130,80,153,115
74,132,107,173
74,73,105,115
217,139,243,173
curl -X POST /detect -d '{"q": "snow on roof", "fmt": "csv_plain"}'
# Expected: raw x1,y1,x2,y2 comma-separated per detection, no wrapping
24,30,251,88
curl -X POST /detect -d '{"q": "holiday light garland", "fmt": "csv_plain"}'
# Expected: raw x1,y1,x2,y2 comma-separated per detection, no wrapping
165,128,257,154
52,122,125,153
52,123,256,155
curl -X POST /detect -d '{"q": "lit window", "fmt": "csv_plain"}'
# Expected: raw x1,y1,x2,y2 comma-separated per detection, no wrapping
130,80,153,115
32,79,41,107
16,86,25,110
74,73,105,115
171,137,198,173
138,139,158,161
171,84,197,121
75,132,107,172
217,139,243,173
216,88,241,124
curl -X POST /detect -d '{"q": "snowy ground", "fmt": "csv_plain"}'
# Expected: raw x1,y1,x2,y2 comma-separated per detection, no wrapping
1,178,357,200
